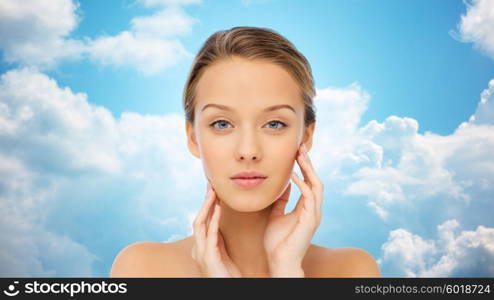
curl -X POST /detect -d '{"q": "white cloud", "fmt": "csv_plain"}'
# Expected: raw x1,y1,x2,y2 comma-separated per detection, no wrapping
315,83,370,139
0,151,98,276
0,221,98,276
131,6,197,38
377,228,437,277
451,0,494,59
468,78,494,125
0,67,121,175
311,79,494,222
309,82,373,177
0,67,203,276
88,6,196,75
378,219,494,277
0,0,198,75
0,0,85,68
89,31,191,76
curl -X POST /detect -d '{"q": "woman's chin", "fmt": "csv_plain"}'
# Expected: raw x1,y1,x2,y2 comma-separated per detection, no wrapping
222,199,271,213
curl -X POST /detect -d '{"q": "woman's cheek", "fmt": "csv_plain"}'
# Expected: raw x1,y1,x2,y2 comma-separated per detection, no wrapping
202,147,229,185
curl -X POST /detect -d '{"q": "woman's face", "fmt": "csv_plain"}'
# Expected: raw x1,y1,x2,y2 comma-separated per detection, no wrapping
186,56,314,212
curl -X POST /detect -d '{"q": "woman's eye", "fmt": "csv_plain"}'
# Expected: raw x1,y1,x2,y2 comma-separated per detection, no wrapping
209,120,287,131
210,120,232,130
266,120,287,130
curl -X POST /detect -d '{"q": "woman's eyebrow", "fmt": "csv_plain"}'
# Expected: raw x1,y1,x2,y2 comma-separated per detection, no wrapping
201,103,296,114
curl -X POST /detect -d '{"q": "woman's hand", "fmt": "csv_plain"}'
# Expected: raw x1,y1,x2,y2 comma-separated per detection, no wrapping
263,144,324,277
191,182,242,277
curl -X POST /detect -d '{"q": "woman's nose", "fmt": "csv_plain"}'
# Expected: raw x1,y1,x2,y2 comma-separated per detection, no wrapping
235,131,261,161
239,154,258,161
237,145,260,160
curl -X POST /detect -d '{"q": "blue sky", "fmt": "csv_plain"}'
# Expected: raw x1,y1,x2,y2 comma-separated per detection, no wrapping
0,0,493,277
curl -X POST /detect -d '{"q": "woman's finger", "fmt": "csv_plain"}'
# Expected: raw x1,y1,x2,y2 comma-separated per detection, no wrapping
269,182,291,218
288,171,318,250
206,201,221,256
217,229,228,258
290,171,315,218
298,146,324,219
296,148,312,189
299,146,323,194
291,147,310,214
195,183,216,227
192,182,216,258
204,192,217,233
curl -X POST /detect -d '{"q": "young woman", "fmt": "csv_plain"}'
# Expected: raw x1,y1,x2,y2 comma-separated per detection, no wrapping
111,26,381,278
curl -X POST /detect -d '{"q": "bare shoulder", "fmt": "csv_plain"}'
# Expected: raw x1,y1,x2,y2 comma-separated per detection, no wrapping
110,240,185,277
304,244,381,278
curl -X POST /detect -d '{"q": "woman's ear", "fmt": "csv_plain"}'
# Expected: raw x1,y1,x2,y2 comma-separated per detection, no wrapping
301,122,316,152
185,120,201,159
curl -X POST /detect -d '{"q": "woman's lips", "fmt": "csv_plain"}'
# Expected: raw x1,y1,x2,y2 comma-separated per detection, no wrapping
231,177,266,188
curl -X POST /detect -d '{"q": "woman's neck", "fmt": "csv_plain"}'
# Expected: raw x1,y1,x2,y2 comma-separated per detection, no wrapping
218,201,273,277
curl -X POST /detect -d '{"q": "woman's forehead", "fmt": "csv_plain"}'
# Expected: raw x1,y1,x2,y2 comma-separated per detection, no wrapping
196,57,302,104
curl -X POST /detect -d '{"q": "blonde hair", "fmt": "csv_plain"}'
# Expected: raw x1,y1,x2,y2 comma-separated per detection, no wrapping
183,26,316,127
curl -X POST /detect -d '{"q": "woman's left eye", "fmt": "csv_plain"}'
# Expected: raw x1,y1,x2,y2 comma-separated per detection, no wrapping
265,120,287,129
